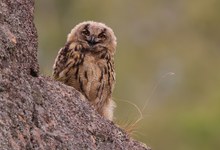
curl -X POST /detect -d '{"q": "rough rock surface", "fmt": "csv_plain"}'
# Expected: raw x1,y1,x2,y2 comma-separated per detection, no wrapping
0,0,151,149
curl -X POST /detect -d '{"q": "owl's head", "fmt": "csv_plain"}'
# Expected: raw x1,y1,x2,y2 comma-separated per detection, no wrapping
67,21,117,55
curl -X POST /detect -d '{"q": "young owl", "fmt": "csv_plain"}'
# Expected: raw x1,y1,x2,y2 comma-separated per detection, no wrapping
53,21,117,120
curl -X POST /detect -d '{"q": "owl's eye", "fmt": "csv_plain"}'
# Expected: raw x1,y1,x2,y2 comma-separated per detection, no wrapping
81,29,90,36
98,32,106,39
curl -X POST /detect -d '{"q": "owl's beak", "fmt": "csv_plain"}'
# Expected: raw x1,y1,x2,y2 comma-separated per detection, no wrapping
88,36,98,46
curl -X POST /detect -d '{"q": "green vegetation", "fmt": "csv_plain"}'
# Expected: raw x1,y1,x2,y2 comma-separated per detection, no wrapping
35,0,220,149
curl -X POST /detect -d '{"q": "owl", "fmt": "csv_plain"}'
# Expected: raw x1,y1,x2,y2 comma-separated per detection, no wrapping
53,21,117,120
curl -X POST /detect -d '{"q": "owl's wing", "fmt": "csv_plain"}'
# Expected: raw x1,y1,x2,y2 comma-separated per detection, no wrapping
53,42,82,81
52,45,68,80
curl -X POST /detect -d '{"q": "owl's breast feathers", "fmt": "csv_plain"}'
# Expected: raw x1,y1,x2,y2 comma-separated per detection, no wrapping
53,43,115,106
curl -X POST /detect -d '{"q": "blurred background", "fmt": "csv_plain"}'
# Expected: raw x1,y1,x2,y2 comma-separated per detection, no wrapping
35,0,220,149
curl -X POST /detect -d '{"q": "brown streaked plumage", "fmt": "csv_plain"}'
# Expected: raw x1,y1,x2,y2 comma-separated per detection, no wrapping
53,21,117,120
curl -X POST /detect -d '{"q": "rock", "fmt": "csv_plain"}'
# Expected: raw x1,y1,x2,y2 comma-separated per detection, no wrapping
0,0,151,149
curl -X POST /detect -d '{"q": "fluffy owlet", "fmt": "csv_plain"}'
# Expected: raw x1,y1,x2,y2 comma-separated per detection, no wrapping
52,21,117,120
